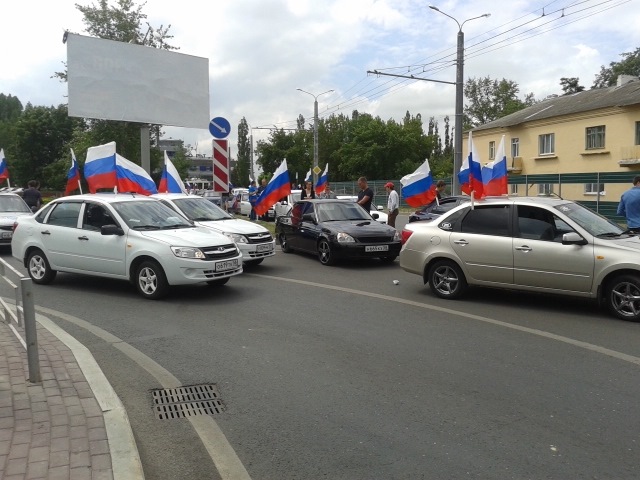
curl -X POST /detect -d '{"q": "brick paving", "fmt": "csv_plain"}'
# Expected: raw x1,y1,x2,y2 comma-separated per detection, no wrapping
0,319,115,480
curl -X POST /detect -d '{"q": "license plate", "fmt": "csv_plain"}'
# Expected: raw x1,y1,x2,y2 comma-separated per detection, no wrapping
365,245,389,252
256,243,273,252
215,259,239,272
1,232,12,239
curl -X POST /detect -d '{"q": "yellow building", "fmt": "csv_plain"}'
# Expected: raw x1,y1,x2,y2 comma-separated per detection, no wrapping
466,76,640,217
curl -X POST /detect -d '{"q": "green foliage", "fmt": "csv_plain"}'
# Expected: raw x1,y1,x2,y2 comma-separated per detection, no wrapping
593,47,640,88
464,76,536,128
0,94,23,122
234,117,251,187
560,77,585,94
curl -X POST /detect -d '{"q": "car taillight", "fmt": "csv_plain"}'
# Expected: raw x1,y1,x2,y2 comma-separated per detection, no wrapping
401,229,413,245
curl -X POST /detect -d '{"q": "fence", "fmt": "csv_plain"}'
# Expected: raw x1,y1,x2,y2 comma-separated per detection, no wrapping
0,257,40,383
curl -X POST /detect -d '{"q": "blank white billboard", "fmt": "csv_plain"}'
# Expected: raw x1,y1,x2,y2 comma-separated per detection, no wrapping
67,33,209,129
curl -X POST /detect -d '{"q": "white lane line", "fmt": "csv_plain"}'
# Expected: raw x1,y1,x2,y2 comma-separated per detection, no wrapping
34,306,252,480
250,273,640,367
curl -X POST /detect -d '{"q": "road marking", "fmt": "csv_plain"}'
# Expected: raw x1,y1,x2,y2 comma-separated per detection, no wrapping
250,273,640,367
34,306,252,480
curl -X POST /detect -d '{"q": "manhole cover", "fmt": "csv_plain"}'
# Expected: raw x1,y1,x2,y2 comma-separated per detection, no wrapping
151,384,224,420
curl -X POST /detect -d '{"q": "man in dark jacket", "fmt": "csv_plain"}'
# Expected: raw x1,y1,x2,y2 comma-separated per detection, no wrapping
23,180,42,212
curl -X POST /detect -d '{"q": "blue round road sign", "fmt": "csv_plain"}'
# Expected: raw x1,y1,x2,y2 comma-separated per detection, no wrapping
209,117,231,139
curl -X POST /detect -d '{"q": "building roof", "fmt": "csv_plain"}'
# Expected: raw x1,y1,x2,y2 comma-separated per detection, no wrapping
473,77,640,132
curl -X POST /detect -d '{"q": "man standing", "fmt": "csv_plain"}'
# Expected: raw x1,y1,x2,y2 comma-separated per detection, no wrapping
248,180,258,220
384,182,399,228
256,178,268,220
323,182,337,199
617,175,640,231
23,180,42,212
356,177,373,213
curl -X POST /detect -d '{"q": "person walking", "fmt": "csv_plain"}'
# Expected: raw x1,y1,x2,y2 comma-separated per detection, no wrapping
23,180,42,212
384,182,399,228
356,177,373,213
617,175,640,232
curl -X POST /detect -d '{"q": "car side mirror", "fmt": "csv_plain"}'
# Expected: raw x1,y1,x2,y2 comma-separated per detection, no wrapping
101,224,124,236
371,212,379,220
562,232,587,245
302,213,316,223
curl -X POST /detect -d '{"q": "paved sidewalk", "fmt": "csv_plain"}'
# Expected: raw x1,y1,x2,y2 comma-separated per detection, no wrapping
0,315,144,480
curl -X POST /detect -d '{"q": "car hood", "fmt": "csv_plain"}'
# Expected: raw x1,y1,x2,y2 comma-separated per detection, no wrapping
137,226,230,246
194,218,269,235
599,235,640,251
320,220,396,235
0,212,31,226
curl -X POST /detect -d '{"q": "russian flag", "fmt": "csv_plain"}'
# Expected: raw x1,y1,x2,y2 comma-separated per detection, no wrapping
254,159,291,216
400,158,437,208
65,149,81,195
316,163,328,194
464,131,484,198
84,142,117,193
0,149,9,181
304,169,312,183
458,153,470,195
481,135,508,197
158,151,187,193
115,154,158,195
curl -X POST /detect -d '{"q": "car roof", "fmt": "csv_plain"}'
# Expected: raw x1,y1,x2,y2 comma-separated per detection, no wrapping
151,193,202,200
55,193,159,204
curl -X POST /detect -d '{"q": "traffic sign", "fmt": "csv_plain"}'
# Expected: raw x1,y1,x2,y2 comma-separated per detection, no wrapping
212,139,229,192
209,117,231,139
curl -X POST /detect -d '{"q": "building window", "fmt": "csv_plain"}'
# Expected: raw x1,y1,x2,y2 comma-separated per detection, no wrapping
488,141,495,160
585,183,605,195
511,138,520,157
636,121,640,145
537,184,553,196
510,184,518,195
538,134,555,155
586,126,605,149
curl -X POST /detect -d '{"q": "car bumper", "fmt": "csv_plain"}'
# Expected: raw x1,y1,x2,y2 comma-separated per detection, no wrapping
332,242,402,259
238,240,276,262
162,254,244,285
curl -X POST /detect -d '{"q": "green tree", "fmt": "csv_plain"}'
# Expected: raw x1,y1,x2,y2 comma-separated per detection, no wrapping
464,76,536,128
234,118,251,187
560,77,585,94
593,47,640,88
0,94,23,122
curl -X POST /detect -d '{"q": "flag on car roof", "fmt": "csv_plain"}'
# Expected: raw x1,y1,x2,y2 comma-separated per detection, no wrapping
84,142,117,193
158,151,187,193
115,154,158,195
400,158,437,207
459,131,484,197
481,135,508,197
65,148,82,195
254,159,291,216
316,163,328,194
0,149,9,181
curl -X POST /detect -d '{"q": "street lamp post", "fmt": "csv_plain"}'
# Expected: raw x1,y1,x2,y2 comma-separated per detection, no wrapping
429,6,490,195
297,88,334,186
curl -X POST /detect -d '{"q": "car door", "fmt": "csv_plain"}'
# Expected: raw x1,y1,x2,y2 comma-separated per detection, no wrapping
449,204,515,285
286,202,306,250
296,203,321,253
76,202,128,276
39,201,83,270
512,205,594,293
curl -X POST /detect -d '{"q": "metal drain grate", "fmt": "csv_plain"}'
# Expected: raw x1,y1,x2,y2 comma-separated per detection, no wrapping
152,384,224,420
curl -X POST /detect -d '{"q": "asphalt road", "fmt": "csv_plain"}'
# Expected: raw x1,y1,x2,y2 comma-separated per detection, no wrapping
2,232,640,480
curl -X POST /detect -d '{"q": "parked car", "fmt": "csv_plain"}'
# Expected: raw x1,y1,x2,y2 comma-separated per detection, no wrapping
152,193,275,265
335,195,388,224
408,195,470,223
399,195,640,321
274,189,302,219
11,193,243,299
275,199,401,265
201,190,223,207
0,193,33,245
232,188,275,220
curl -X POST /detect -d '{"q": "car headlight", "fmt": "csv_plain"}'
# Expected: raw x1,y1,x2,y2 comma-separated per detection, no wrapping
170,246,206,259
223,232,248,244
393,231,401,241
336,232,355,243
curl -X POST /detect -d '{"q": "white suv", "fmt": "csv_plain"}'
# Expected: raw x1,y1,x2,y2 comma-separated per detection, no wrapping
11,194,243,299
153,193,275,265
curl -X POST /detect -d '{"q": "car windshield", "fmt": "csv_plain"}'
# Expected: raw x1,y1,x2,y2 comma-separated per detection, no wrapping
112,200,194,230
173,197,231,221
0,196,31,213
554,202,624,236
316,202,372,222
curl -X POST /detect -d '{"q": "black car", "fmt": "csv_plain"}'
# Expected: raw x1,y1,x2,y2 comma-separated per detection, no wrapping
407,195,470,223
275,199,401,265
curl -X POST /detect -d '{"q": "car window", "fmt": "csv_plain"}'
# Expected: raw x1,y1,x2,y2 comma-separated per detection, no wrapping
47,202,82,228
302,203,315,218
516,206,557,241
0,195,31,213
82,203,116,231
35,203,55,224
460,205,510,236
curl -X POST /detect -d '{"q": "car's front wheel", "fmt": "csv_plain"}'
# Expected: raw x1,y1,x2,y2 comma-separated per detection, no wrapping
318,239,335,266
279,233,292,253
135,260,169,299
27,249,57,284
606,274,640,322
427,260,467,299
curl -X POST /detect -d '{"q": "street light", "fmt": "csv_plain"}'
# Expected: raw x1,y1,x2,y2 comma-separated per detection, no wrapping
429,6,490,195
297,88,334,186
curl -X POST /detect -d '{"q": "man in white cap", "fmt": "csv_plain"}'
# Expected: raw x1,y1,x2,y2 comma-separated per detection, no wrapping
385,182,399,228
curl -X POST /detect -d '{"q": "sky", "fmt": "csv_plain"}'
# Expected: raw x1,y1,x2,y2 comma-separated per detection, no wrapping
2,0,638,169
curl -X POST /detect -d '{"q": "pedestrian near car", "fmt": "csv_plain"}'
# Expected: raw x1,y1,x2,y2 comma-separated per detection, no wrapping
23,180,42,212
300,181,316,199
257,178,268,220
323,182,337,199
385,182,399,228
356,176,373,213
617,175,640,231
248,180,258,220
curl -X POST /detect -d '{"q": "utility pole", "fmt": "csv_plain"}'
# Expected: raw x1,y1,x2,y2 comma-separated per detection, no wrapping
296,88,334,186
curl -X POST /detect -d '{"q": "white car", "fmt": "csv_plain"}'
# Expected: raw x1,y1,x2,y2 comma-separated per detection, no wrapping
11,193,243,299
335,195,388,224
153,193,275,265
0,193,33,246
273,189,302,219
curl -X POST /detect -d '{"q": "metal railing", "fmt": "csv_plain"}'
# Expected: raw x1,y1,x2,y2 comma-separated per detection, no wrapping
0,258,40,383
